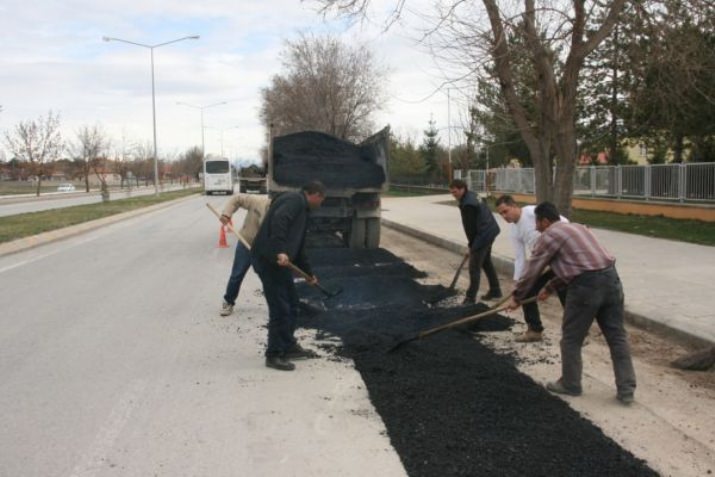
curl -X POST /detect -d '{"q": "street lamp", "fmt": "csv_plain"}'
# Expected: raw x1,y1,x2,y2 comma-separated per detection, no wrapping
103,34,200,195
176,101,228,156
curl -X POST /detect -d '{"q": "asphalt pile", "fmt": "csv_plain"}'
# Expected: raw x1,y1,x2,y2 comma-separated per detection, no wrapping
272,131,386,189
297,244,657,477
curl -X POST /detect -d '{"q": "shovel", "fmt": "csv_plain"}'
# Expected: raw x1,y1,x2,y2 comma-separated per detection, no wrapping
388,295,537,353
207,203,342,299
286,262,343,299
424,252,469,305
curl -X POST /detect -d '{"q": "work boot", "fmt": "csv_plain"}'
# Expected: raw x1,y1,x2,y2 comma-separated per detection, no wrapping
265,356,295,371
515,329,543,343
617,393,635,406
284,343,319,360
480,290,503,300
546,379,582,396
220,301,234,317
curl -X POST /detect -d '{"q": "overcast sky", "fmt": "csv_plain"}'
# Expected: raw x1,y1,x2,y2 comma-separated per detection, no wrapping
0,0,474,164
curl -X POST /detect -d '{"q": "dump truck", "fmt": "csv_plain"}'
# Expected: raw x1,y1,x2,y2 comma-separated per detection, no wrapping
268,126,390,249
239,176,267,194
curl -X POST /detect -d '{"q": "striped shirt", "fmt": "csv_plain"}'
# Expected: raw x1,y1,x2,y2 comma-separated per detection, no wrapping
513,221,616,300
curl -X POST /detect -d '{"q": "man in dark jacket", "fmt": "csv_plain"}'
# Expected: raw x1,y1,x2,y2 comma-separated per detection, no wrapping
449,179,501,304
251,181,326,371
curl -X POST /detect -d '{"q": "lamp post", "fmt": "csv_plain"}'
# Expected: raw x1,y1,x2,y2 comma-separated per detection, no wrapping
103,34,199,195
176,101,228,156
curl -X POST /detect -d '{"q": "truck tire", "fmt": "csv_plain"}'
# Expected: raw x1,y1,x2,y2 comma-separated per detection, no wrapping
365,217,380,249
348,217,366,249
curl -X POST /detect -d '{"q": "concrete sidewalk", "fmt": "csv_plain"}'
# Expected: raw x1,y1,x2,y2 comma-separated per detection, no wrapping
382,194,715,348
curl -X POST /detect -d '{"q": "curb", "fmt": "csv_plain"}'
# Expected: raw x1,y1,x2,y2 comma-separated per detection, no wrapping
0,194,198,258
381,218,713,349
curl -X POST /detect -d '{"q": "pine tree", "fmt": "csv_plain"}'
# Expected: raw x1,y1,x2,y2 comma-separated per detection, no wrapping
420,117,442,179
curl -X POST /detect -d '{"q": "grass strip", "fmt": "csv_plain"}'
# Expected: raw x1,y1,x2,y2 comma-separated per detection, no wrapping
570,208,715,246
482,196,715,246
0,189,199,243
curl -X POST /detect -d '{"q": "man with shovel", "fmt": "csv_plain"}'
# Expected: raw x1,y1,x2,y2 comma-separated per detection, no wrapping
449,179,502,304
505,202,636,405
251,181,326,371
495,195,568,342
218,193,271,317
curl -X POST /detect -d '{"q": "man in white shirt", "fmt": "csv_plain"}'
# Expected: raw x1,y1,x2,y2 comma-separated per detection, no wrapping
495,195,568,342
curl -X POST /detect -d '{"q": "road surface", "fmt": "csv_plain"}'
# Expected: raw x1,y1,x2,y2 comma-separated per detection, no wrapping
0,195,404,477
0,184,191,217
1,194,713,476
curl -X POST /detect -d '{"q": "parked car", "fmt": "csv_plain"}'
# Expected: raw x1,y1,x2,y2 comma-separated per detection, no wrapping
57,183,76,192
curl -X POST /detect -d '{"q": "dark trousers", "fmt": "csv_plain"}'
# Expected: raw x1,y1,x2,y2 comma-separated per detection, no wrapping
522,270,567,332
560,267,636,396
251,256,299,357
223,242,252,306
465,243,501,301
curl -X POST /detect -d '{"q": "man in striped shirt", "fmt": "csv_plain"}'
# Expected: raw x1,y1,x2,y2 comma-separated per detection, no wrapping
505,202,636,405
496,194,569,343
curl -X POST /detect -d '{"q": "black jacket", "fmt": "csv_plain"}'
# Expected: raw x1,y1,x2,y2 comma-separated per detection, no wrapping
252,191,312,274
458,190,500,251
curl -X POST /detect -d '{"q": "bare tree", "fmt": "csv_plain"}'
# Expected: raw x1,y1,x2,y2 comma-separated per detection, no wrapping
315,1,630,215
260,33,385,142
3,111,63,196
131,141,155,187
69,125,110,194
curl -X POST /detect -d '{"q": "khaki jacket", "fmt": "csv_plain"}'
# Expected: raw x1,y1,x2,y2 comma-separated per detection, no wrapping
221,194,271,246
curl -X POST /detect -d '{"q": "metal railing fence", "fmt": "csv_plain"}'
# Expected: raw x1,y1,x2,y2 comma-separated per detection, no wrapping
488,162,715,203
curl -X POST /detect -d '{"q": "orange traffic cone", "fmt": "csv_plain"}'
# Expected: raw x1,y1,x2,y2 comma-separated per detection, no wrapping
218,225,229,248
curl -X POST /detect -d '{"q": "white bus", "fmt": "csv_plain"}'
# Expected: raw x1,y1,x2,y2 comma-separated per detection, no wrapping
203,158,234,195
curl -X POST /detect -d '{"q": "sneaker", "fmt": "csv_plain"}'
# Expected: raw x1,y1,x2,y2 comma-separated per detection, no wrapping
515,330,543,343
462,297,476,305
284,343,319,360
480,290,503,300
546,379,582,396
265,356,295,371
220,301,234,317
617,393,635,405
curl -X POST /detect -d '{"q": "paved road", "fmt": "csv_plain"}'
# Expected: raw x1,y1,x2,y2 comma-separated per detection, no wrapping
0,185,192,217
0,195,404,477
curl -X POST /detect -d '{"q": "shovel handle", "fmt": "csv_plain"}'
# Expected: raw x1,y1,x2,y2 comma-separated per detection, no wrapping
447,252,470,291
418,295,538,340
286,262,337,298
206,203,252,250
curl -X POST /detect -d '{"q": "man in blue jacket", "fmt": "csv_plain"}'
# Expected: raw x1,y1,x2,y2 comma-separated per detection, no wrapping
449,179,501,304
252,181,326,371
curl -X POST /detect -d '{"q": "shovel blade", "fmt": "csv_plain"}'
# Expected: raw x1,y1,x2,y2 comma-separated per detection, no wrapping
319,284,343,299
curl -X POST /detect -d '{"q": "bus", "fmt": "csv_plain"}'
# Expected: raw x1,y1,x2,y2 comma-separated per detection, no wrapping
203,157,234,195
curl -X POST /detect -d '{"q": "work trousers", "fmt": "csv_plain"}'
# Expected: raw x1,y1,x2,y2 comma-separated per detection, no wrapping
560,267,636,396
465,243,501,301
522,270,567,332
251,256,299,357
223,242,252,306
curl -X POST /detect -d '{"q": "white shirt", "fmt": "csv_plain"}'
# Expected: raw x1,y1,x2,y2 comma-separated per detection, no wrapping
510,205,569,280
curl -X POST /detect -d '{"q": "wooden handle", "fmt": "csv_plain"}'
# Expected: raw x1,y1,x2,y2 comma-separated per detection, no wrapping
286,261,312,281
418,296,538,339
206,203,251,250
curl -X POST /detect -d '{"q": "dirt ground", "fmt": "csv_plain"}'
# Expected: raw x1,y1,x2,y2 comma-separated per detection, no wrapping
381,226,715,477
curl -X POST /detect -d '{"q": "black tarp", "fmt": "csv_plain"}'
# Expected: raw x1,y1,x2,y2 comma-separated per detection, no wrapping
272,131,386,189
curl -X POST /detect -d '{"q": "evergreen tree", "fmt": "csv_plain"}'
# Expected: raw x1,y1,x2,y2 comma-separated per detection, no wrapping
420,118,442,178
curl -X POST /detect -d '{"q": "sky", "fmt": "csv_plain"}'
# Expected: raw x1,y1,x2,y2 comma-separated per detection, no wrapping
0,0,474,165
